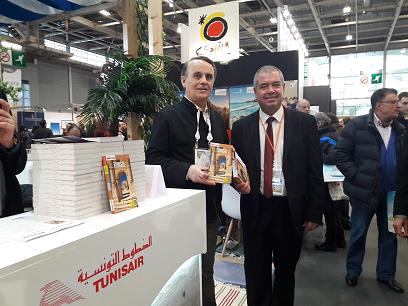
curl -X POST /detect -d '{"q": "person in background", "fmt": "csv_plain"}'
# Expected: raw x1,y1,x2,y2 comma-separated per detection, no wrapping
336,88,405,293
232,66,324,306
119,121,128,140
146,56,229,306
314,112,346,252
393,144,408,237
339,116,351,129
66,124,81,137
0,90,27,217
17,125,32,149
33,119,53,139
329,113,352,230
397,92,408,127
296,98,311,114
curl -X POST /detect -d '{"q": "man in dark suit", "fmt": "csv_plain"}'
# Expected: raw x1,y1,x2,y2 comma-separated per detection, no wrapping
146,56,228,306
232,66,324,306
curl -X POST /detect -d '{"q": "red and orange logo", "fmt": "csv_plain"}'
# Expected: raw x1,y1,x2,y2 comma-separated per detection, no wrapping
198,12,228,42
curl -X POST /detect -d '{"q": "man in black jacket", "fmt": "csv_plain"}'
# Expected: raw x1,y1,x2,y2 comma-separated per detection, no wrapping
336,88,405,293
0,90,27,217
146,56,228,306
232,66,324,306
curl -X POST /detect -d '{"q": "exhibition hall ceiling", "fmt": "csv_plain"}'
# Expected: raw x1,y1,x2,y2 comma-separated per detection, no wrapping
2,0,408,63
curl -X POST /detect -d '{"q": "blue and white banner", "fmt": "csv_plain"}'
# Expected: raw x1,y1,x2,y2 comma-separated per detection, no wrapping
0,0,115,24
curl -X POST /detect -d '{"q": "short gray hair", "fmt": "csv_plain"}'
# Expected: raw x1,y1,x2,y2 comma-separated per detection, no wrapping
296,99,310,110
253,65,285,88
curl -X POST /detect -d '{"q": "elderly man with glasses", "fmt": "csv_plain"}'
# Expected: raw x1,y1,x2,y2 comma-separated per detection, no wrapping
336,88,406,293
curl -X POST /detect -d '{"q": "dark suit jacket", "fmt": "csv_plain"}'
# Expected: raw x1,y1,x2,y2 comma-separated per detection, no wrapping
231,108,324,235
146,97,229,222
0,143,27,217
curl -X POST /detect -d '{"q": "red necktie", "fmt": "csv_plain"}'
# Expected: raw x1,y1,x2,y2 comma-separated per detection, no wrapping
264,117,274,198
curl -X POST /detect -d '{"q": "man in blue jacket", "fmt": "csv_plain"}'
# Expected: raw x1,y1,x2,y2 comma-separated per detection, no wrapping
336,88,405,293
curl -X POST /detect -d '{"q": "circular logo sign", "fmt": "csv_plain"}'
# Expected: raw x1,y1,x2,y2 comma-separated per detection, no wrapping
199,12,228,42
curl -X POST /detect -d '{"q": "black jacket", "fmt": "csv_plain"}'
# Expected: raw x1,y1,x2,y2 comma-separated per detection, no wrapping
336,110,406,209
319,125,337,165
146,97,229,222
394,131,408,216
0,143,27,217
231,109,324,235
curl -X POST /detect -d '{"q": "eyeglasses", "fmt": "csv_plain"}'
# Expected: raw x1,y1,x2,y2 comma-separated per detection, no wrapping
380,99,399,104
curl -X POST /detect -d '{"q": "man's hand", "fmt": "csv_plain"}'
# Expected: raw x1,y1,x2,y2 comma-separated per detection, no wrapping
303,221,319,231
393,217,408,238
0,99,15,149
187,165,216,186
233,181,250,194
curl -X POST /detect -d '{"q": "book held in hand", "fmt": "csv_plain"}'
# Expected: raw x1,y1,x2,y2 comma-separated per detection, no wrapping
232,151,249,185
209,143,233,184
102,154,138,213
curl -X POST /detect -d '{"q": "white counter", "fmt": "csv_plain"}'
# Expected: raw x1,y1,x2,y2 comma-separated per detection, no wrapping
0,188,206,306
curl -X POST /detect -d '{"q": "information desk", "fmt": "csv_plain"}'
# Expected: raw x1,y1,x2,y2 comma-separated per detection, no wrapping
0,189,206,306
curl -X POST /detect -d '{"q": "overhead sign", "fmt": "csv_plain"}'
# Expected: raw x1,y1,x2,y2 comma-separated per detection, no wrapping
0,49,12,65
12,50,26,67
188,1,239,62
371,73,382,84
1,49,26,67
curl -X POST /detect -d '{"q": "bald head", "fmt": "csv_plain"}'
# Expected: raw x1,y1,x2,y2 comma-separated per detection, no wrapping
296,99,311,114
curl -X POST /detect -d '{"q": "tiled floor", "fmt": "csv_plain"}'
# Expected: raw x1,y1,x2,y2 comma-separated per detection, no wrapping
215,218,408,306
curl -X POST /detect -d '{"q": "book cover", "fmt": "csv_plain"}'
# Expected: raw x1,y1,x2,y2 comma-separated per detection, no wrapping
209,143,233,184
102,154,138,213
232,151,249,185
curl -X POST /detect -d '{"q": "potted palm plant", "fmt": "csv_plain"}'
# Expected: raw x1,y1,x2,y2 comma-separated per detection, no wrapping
79,52,179,141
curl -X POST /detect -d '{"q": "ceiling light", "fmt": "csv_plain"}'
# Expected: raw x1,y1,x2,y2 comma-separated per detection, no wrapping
343,5,351,15
166,0,174,8
304,50,309,57
270,17,277,24
177,23,182,33
100,21,121,27
1,40,22,50
99,10,111,16
346,33,352,41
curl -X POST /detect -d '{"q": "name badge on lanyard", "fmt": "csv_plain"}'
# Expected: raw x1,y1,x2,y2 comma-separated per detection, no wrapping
194,108,213,169
260,112,285,196
272,167,285,195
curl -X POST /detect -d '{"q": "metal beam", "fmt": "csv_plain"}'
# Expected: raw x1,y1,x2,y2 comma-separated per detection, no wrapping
301,14,408,32
70,16,122,39
69,35,112,45
310,38,408,52
29,1,119,25
384,0,405,51
306,0,331,55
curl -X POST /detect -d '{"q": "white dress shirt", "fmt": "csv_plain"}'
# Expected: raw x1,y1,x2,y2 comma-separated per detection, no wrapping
373,112,392,148
259,106,286,196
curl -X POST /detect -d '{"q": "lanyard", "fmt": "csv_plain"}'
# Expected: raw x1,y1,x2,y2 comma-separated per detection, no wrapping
259,112,284,156
195,107,213,148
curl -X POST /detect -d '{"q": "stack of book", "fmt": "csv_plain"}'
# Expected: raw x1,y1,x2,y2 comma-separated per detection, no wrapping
31,139,145,219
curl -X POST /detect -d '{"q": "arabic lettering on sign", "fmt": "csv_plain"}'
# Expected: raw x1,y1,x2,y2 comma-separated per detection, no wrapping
77,234,152,292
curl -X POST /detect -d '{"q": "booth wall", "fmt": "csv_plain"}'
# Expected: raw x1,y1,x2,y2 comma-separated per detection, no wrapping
167,50,299,89
21,60,96,111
